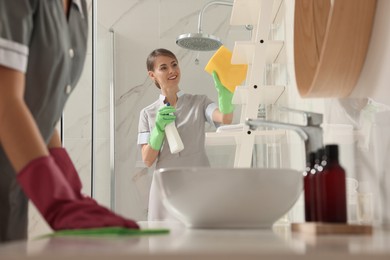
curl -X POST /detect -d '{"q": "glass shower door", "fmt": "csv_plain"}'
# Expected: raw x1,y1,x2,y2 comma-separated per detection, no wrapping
93,23,115,209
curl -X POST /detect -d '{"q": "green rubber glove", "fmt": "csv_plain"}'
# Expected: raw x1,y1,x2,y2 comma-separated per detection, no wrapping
149,105,176,150
212,71,234,114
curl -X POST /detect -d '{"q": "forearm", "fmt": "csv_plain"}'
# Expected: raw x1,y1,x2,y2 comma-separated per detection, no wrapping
141,144,159,167
0,97,48,172
0,67,48,172
212,109,233,124
48,128,62,149
221,112,233,124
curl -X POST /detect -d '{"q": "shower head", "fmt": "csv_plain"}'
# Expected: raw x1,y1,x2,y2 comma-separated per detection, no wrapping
176,1,233,51
176,32,222,51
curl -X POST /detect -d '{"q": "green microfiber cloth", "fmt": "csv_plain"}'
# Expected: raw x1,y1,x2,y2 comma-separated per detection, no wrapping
37,227,169,239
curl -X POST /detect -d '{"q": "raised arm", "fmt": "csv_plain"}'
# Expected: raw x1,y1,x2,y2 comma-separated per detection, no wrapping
211,71,234,125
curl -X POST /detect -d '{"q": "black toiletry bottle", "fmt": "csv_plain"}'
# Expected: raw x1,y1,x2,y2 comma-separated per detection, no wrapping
319,144,347,223
304,152,317,222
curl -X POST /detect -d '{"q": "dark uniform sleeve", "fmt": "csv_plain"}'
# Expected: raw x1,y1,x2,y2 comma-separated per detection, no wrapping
0,0,35,72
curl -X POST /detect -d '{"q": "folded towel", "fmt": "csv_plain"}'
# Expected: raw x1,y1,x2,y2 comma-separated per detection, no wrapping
216,123,244,133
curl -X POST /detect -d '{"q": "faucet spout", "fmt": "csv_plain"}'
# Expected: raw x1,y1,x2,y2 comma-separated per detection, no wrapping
245,109,324,159
247,119,309,141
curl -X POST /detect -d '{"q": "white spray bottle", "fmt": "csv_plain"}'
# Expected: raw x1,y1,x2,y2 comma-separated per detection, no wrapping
165,103,184,154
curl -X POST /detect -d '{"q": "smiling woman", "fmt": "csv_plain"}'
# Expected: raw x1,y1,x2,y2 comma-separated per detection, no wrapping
137,48,233,221
82,0,244,223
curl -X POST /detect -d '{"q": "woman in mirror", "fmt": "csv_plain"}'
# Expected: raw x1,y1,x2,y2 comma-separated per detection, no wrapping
138,48,234,221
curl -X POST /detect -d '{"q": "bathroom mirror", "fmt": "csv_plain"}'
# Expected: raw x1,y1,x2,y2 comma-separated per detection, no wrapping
67,0,253,220
60,0,307,224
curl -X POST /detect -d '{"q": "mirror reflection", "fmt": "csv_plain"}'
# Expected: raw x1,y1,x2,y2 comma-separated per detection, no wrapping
90,0,256,221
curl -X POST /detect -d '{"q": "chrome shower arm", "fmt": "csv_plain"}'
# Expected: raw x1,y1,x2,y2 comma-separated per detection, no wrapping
197,1,233,33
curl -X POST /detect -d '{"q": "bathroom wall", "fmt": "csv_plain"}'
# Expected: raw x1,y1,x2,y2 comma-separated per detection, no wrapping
330,0,390,226
28,0,390,238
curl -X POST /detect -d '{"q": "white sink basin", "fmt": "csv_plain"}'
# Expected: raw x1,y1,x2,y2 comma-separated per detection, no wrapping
155,167,303,229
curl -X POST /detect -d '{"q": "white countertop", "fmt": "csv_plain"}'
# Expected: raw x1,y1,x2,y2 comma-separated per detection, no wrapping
1,221,389,260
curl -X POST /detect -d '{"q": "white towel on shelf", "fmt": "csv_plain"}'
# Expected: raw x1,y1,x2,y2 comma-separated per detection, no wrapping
216,123,244,133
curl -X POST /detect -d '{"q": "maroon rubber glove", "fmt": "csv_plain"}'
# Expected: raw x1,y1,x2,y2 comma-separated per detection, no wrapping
49,147,82,193
17,155,139,230
49,147,139,229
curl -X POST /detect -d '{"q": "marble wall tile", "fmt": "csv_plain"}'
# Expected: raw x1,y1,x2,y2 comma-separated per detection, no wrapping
28,203,51,239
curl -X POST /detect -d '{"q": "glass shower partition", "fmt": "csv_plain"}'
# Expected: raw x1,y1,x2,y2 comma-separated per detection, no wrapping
93,23,116,209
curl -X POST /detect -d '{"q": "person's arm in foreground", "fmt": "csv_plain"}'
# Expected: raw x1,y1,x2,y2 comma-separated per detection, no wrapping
0,66,47,171
0,66,139,230
211,71,234,124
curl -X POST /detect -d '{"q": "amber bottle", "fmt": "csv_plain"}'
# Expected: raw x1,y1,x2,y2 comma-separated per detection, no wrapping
319,144,347,223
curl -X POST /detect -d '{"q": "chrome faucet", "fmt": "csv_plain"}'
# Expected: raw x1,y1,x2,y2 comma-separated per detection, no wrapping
246,107,323,158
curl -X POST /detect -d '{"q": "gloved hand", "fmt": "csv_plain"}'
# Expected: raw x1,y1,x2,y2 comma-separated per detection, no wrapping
148,105,176,150
49,147,82,193
17,154,139,230
212,71,234,114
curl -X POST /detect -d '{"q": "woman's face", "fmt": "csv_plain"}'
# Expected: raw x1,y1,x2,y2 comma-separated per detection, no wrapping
149,55,181,91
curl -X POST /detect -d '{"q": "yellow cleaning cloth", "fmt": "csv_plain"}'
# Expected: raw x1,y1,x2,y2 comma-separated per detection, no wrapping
204,46,248,93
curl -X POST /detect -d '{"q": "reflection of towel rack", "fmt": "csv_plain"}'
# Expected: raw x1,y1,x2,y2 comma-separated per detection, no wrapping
232,0,286,167
206,0,288,168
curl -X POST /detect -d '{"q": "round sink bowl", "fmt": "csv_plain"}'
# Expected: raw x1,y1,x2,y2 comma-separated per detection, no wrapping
155,167,303,229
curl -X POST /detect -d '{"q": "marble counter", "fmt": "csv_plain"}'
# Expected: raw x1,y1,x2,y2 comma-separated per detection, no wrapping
1,221,389,260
